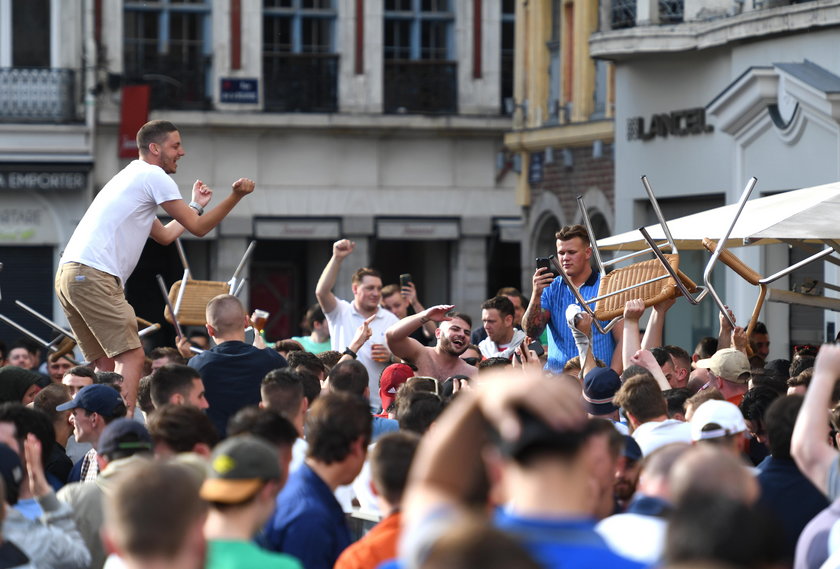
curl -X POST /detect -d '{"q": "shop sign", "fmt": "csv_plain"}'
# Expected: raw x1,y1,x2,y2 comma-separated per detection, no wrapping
627,107,714,141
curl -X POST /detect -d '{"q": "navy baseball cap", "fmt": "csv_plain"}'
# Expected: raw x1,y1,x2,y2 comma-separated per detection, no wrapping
56,384,124,418
582,367,621,416
97,418,152,458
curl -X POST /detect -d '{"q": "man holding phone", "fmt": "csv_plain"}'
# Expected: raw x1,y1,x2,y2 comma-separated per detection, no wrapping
380,274,436,344
523,225,623,374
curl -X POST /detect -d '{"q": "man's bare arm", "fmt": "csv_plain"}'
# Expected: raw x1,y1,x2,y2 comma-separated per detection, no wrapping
641,297,675,350
622,299,644,371
315,239,354,315
156,178,253,243
792,343,840,496
523,268,554,338
386,305,453,364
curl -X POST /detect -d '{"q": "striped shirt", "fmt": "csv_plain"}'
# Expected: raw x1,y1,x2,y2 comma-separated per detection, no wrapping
541,270,616,373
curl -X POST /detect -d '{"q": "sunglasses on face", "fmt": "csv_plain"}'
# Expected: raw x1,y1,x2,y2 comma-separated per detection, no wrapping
461,357,479,366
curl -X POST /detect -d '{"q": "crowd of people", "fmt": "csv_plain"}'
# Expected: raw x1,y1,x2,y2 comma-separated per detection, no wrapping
0,119,839,569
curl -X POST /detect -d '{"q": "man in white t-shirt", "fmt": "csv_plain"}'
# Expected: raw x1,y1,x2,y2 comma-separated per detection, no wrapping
55,119,255,413
315,239,398,411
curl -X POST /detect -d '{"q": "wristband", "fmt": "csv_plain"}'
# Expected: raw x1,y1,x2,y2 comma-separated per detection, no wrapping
188,201,204,216
343,347,357,359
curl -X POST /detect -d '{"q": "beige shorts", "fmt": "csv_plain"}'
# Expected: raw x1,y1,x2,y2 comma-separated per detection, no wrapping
55,262,141,361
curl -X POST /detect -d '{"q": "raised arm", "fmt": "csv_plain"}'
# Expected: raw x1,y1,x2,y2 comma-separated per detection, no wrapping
717,306,736,350
629,349,671,391
403,370,585,528
403,282,437,339
523,268,554,338
622,299,645,371
386,305,453,364
792,343,840,497
641,297,675,350
155,178,254,244
315,239,354,315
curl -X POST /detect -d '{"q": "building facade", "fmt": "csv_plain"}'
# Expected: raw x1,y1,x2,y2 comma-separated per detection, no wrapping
0,0,522,347
503,0,617,291
591,0,840,356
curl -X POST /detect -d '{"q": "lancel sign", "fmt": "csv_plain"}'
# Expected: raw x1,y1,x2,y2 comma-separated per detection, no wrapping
627,107,713,142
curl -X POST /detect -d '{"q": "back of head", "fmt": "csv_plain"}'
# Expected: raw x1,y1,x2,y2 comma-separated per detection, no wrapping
639,442,690,490
146,404,220,454
306,392,372,464
298,370,322,406
97,418,153,462
303,303,326,329
136,120,178,155
328,360,369,396
0,403,54,465
206,294,246,337
317,350,342,373
149,346,185,366
613,374,667,423
370,431,420,506
150,364,199,408
764,394,803,459
33,384,71,424
261,368,304,419
498,406,591,467
287,350,326,378
664,388,692,419
789,357,815,379
105,460,206,562
738,386,781,443
227,406,298,450
480,296,514,319
421,516,543,569
694,336,718,360
664,492,784,569
396,390,444,434
478,357,512,373
668,445,756,505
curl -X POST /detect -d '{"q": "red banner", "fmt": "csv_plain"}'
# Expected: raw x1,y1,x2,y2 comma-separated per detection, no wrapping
118,85,150,159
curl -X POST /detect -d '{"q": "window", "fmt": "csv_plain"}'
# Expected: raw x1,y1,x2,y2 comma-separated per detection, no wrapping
123,0,212,110
11,0,50,67
546,0,561,122
263,0,337,112
384,0,456,114
500,0,515,115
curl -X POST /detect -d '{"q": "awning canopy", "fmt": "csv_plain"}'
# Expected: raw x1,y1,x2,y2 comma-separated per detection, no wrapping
598,180,840,251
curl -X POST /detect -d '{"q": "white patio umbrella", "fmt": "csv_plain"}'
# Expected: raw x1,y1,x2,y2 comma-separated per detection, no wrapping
598,180,840,251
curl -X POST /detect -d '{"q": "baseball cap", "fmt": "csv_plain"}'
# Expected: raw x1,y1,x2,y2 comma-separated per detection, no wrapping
200,436,281,503
623,435,643,462
582,367,621,415
632,419,693,456
695,348,750,384
379,364,414,412
690,399,747,442
97,418,152,458
56,384,125,418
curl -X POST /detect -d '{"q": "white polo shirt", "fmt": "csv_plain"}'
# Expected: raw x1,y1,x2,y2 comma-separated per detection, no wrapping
326,298,399,410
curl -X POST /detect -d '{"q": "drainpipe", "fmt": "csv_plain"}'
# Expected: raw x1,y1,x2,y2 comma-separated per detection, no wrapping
83,0,97,188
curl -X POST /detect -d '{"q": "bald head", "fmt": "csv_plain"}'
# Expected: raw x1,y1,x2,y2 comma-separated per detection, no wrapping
668,445,758,505
206,295,247,339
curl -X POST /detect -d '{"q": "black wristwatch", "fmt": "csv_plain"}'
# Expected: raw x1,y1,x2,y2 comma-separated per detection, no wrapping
343,347,357,359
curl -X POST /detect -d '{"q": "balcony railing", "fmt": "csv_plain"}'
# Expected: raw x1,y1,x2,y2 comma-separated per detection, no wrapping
263,53,338,113
0,68,79,123
124,56,212,111
384,61,457,115
659,0,684,23
611,0,637,29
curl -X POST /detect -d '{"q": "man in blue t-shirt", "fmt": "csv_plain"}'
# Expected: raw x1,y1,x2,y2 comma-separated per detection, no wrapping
522,224,622,374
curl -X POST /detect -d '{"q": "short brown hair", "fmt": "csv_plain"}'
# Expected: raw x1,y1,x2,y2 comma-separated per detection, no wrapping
136,120,179,155
351,267,381,286
147,404,219,453
371,431,420,505
381,284,401,299
306,392,372,464
613,374,666,423
555,224,590,245
481,296,514,319
105,461,206,561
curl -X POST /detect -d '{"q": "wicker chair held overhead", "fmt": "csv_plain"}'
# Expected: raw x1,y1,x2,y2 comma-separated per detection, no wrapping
552,176,708,335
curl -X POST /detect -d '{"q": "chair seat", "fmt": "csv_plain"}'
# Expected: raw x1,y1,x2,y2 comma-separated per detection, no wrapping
164,280,230,326
594,254,698,321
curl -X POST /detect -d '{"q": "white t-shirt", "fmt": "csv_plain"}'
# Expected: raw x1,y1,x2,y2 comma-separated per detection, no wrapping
325,298,399,410
60,160,183,285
